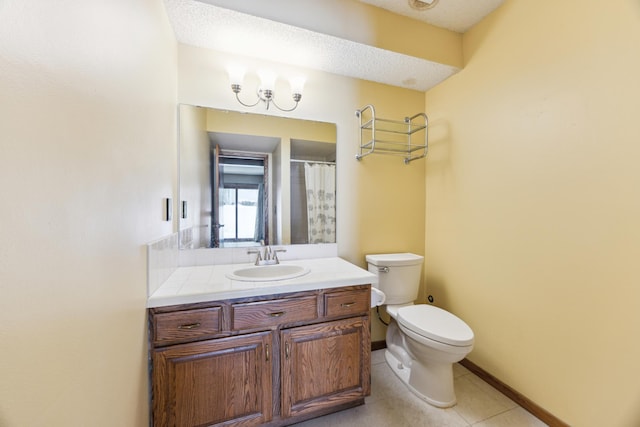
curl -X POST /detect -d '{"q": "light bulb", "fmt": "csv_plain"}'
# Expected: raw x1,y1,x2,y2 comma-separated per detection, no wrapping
227,64,246,86
257,69,277,92
290,76,306,96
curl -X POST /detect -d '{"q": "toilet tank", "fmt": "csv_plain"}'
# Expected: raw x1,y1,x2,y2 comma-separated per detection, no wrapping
366,253,424,305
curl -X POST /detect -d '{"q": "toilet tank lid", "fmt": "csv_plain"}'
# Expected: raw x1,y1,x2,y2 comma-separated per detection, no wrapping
366,253,424,266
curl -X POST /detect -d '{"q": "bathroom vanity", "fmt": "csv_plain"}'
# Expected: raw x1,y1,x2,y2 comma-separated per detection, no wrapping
147,257,375,427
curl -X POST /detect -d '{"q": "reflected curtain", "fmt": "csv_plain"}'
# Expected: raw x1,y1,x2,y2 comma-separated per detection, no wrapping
304,163,336,244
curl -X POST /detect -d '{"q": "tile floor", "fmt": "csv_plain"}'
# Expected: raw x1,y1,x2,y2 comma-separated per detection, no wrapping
294,350,548,427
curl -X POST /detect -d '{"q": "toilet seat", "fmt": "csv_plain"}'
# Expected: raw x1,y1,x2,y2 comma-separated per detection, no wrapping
397,305,474,347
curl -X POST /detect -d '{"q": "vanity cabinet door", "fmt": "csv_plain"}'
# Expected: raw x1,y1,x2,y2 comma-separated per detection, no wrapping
280,316,371,419
152,331,272,427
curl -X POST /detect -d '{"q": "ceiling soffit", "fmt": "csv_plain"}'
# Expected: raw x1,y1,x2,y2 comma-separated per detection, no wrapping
165,0,464,91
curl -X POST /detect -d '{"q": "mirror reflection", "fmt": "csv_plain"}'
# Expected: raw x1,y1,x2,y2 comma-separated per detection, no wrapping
179,105,337,249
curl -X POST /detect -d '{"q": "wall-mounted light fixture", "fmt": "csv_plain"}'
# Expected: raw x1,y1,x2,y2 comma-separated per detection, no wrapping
228,66,304,112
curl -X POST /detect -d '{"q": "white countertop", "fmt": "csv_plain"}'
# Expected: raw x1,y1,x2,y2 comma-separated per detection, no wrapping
147,257,377,308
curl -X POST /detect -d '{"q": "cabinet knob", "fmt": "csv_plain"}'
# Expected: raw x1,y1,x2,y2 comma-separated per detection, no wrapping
265,344,270,361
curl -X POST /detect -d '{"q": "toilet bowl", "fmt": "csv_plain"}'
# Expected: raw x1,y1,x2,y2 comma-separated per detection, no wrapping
366,253,474,408
387,304,473,407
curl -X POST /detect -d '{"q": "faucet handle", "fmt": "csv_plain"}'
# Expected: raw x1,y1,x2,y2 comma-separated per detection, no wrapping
273,248,287,263
247,248,262,265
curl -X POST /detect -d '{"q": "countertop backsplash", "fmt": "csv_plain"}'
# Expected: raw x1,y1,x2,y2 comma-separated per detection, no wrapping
147,233,179,297
147,233,338,297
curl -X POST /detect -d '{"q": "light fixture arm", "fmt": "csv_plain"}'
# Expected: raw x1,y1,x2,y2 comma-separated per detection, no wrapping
230,83,302,112
269,92,302,112
231,84,261,108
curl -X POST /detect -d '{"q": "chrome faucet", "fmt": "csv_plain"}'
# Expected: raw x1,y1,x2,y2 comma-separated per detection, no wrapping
247,246,287,266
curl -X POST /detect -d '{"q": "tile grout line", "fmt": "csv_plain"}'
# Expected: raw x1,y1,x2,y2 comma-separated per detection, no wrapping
467,406,518,426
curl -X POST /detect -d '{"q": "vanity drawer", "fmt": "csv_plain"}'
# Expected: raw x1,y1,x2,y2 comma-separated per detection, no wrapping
232,296,318,330
153,307,222,345
324,288,370,318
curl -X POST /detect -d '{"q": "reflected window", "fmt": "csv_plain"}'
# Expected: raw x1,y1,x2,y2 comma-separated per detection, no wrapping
220,187,259,241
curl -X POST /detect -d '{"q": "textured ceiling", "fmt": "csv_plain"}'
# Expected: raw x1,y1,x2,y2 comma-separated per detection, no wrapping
165,0,504,92
357,0,505,33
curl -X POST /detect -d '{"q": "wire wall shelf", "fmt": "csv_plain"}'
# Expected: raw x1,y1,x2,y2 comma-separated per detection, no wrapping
356,104,428,164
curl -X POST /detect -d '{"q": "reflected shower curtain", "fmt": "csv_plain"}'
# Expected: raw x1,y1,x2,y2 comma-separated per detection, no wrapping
304,163,336,244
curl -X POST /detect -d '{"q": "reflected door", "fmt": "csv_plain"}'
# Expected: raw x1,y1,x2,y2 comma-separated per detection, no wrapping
210,144,223,248
217,152,269,247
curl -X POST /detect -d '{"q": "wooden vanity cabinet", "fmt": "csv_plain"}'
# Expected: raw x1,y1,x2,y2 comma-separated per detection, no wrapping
281,316,370,419
149,285,371,427
152,332,273,427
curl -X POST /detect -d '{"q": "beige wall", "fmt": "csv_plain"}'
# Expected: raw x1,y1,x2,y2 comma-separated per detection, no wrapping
177,44,427,341
424,1,640,426
205,108,337,143
0,1,177,426
346,0,463,68
10,0,624,425
0,3,434,423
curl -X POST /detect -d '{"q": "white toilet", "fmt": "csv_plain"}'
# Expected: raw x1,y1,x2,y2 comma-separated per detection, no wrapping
367,253,474,408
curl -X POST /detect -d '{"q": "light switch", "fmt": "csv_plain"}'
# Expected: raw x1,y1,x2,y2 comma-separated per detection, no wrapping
164,198,172,221
181,200,188,219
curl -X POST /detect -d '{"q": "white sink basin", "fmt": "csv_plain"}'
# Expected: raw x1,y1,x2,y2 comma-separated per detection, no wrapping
226,264,310,282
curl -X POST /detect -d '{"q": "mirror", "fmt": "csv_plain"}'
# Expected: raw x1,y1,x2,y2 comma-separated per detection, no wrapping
178,105,337,249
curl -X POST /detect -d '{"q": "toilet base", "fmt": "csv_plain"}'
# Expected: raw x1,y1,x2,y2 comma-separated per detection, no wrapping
385,350,457,408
